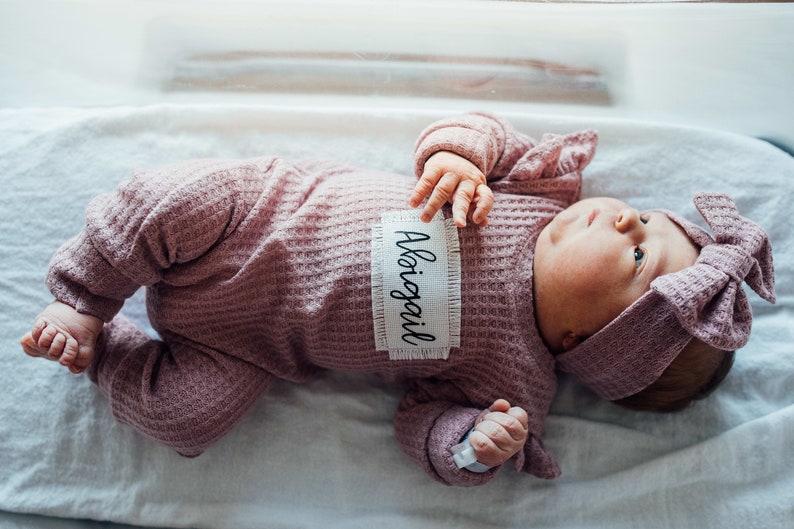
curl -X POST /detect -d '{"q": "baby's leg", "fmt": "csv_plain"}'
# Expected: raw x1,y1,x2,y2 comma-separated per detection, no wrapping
89,316,273,456
20,301,104,374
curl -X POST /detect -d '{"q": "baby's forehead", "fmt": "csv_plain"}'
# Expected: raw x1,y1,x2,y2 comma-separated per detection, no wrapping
642,209,702,283
646,208,712,249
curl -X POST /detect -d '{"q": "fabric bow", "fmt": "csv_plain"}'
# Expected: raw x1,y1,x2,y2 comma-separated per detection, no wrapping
651,193,776,351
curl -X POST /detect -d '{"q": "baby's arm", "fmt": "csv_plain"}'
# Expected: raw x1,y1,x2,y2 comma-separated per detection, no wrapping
411,112,535,226
394,380,530,486
409,151,494,228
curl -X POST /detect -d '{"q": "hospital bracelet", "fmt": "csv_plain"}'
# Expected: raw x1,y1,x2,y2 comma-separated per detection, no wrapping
450,428,494,473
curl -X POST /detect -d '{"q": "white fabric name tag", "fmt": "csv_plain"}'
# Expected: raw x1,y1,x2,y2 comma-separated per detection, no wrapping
371,210,461,360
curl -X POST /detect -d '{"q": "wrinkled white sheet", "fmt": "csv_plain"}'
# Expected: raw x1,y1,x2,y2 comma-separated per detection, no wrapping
1,105,792,529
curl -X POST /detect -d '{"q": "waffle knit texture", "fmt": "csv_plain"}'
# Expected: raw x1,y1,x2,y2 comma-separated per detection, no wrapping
46,113,597,486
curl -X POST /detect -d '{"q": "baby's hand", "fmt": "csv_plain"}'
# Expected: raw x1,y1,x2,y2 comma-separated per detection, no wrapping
409,151,494,228
469,399,529,468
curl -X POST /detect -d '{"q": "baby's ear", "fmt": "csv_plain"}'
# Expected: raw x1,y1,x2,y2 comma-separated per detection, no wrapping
562,332,584,351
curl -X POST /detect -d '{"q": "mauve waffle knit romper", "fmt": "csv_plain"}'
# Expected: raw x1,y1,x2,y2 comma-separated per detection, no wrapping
46,113,597,486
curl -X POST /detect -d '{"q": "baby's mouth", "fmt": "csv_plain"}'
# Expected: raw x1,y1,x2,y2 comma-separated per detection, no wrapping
587,209,600,227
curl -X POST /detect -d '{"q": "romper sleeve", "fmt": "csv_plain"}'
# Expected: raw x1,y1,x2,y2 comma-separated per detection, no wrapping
393,379,501,487
395,378,562,487
413,112,535,181
46,158,267,321
413,112,598,204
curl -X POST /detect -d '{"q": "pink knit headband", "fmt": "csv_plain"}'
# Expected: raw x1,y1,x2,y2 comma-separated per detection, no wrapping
555,193,776,401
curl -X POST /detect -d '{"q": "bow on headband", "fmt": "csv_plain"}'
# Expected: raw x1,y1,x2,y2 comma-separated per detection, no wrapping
652,193,776,351
556,192,776,401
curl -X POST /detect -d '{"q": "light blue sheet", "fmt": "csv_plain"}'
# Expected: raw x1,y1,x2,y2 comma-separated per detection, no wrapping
1,106,792,529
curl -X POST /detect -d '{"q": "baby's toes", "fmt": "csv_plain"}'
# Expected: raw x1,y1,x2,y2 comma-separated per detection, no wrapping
69,362,88,374
35,322,55,348
68,344,94,374
45,331,68,360
37,324,68,361
58,336,81,367
20,333,46,358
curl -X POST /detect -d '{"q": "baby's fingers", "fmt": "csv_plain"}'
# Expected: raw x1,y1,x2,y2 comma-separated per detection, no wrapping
469,184,495,226
478,412,528,446
467,430,505,467
469,419,523,468
421,172,460,222
451,179,477,227
409,167,443,210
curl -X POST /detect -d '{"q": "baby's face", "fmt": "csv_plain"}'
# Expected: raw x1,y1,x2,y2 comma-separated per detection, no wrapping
533,197,699,352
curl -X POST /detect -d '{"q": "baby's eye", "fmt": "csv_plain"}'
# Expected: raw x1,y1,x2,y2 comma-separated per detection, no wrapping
640,215,649,225
634,247,646,268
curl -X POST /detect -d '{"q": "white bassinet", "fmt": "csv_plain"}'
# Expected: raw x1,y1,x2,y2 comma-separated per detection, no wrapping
1,2,792,528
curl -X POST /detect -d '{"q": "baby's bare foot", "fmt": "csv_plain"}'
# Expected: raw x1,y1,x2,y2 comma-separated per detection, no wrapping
20,301,104,374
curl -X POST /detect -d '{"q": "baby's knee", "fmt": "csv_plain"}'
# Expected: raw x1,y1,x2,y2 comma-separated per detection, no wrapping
121,405,233,456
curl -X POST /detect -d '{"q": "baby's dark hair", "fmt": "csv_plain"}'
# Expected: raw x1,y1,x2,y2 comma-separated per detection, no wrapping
613,338,735,413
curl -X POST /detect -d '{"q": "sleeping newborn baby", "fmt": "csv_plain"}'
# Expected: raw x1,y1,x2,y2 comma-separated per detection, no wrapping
21,112,774,486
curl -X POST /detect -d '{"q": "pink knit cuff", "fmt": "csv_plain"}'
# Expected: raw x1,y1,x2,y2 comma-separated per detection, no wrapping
427,406,499,487
413,117,504,179
46,232,132,322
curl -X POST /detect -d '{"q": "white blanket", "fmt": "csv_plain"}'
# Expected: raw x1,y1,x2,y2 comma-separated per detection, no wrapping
1,105,792,529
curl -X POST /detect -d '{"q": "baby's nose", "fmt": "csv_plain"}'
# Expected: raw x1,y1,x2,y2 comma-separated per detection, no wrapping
615,208,642,233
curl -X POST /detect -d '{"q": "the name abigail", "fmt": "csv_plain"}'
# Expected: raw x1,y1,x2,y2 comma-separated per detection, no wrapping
390,230,438,347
